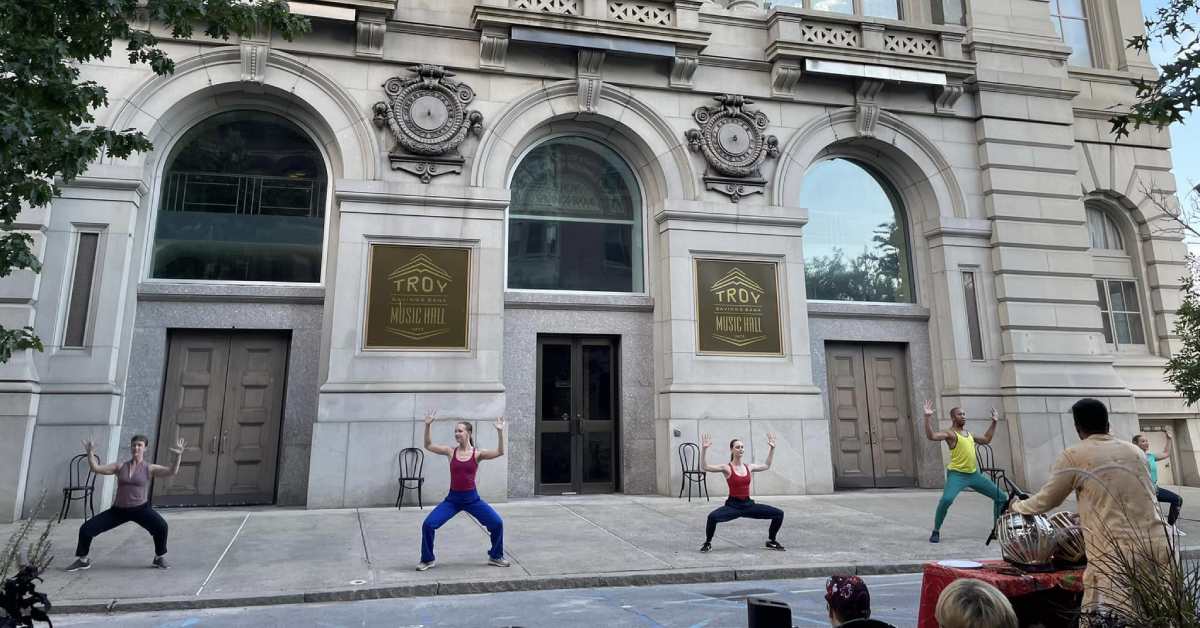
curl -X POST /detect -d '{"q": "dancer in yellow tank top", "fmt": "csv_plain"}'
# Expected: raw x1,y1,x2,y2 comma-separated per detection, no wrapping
923,400,1007,543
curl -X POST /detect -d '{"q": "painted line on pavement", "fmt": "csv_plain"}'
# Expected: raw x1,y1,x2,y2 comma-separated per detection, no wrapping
558,504,674,569
195,513,250,597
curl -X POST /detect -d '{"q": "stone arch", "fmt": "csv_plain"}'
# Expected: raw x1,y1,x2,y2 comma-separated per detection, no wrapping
471,81,697,204
772,108,966,221
106,47,378,182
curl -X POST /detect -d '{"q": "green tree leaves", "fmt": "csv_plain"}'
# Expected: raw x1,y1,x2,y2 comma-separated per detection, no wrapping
0,1,308,363
1111,0,1200,137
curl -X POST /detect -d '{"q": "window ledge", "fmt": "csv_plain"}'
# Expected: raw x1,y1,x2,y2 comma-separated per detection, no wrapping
807,301,929,320
505,291,654,312
138,282,325,305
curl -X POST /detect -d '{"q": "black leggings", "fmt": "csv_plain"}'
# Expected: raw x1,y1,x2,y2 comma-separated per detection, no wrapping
1157,487,1183,525
75,503,168,557
705,498,784,542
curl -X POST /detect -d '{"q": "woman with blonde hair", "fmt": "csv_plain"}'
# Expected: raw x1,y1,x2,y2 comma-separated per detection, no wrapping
934,578,1017,628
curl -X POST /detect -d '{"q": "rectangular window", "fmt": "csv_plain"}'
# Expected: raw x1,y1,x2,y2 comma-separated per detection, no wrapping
1049,0,1093,67
768,0,899,19
1096,278,1145,347
64,232,100,348
962,271,984,360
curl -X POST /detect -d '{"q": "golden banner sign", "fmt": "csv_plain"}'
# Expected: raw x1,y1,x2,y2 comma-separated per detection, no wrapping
695,258,783,356
364,244,471,351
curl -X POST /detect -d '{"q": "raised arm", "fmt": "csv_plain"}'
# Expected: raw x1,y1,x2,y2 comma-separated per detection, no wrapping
81,440,119,476
478,417,506,461
750,433,776,472
922,400,950,443
150,437,186,478
700,433,729,474
975,408,1000,446
1159,432,1173,461
423,411,452,457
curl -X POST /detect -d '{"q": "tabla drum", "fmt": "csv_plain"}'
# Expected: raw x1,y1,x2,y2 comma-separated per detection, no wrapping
1049,511,1086,564
995,511,1058,570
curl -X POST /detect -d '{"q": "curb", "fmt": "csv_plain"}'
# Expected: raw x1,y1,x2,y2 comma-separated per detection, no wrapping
53,549,1200,616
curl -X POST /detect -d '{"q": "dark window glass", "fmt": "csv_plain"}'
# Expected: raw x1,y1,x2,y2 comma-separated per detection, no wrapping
151,111,327,282
801,159,913,302
508,138,643,292
64,232,100,347
962,271,984,360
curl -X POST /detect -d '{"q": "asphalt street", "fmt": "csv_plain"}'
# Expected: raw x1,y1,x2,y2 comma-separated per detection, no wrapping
50,573,924,627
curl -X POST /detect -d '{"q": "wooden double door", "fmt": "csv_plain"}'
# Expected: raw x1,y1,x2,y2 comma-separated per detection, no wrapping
826,343,916,489
153,331,288,506
536,336,619,494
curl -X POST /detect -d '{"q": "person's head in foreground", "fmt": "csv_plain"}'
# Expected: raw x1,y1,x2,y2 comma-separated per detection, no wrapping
825,575,870,625
934,578,1017,628
1072,397,1110,439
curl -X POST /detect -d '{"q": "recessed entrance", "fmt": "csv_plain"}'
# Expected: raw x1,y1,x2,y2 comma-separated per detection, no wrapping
536,336,619,494
153,330,289,506
826,342,915,489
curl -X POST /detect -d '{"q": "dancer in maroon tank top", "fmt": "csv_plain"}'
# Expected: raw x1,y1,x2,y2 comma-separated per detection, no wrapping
417,410,510,571
698,432,786,552
65,434,186,572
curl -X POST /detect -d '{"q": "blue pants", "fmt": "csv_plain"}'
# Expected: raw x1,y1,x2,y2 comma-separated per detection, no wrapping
933,470,1007,531
420,489,504,563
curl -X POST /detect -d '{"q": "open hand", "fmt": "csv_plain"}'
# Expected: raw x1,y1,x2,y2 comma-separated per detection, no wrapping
494,416,505,432
82,440,95,455
766,433,777,449
990,408,999,422
701,433,712,449
424,410,438,426
169,437,186,455
923,399,934,417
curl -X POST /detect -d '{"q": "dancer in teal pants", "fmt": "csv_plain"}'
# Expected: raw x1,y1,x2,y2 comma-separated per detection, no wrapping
923,400,1007,543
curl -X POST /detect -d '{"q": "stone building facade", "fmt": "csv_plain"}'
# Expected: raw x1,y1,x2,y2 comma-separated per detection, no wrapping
0,0,1192,520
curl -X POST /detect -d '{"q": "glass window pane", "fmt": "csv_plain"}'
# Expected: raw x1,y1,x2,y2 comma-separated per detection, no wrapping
1114,311,1134,345
151,111,326,282
1121,281,1140,313
1087,208,1106,248
541,344,572,421
1057,0,1086,18
810,0,852,13
1100,310,1114,343
1105,215,1124,250
1097,280,1113,343
584,345,612,421
540,432,571,485
1060,18,1093,66
509,138,643,292
801,159,912,302
1108,281,1128,312
962,271,984,360
862,0,899,18
64,233,100,347
1128,313,1146,344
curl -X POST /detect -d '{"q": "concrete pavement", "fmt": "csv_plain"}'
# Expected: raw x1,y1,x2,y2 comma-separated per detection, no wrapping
5,487,1198,615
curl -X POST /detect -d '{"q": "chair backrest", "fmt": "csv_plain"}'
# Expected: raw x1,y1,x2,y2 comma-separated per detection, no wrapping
68,453,98,488
976,442,996,469
399,447,424,479
678,442,702,473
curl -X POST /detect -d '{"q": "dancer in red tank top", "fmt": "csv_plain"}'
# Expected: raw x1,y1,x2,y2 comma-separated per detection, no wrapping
417,410,510,571
698,432,786,552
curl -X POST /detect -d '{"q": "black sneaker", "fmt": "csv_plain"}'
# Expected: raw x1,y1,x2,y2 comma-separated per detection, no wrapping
699,542,712,553
765,540,786,551
65,558,91,572
929,530,940,544
152,556,170,569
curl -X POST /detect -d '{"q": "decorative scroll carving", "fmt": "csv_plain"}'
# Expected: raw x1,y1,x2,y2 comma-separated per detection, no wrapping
855,79,884,137
935,82,964,115
685,95,779,202
513,0,579,14
356,13,386,58
609,1,674,26
800,23,859,48
883,33,939,56
577,49,606,113
373,65,484,183
479,26,510,71
770,62,802,98
670,54,699,89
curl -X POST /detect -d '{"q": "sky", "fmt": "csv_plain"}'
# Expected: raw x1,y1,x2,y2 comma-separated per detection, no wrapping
1141,0,1199,210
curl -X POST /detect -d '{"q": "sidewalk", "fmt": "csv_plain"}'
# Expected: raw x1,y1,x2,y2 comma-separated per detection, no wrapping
7,487,1198,614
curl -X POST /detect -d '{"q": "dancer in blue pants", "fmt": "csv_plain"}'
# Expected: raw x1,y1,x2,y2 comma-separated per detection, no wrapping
417,410,510,571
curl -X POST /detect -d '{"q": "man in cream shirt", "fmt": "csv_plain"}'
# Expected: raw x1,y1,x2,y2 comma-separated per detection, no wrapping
1011,398,1170,617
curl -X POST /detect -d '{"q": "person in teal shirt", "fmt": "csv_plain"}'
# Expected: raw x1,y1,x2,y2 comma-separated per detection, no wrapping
1133,432,1183,531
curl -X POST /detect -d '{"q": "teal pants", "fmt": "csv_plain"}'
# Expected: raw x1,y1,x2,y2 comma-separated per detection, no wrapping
933,470,1007,531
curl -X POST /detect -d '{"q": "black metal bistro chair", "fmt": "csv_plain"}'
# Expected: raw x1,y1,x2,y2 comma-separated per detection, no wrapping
678,442,709,502
59,453,98,523
976,442,1008,490
396,447,425,509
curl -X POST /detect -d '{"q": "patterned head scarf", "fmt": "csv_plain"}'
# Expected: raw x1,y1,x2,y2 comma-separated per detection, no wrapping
825,575,871,620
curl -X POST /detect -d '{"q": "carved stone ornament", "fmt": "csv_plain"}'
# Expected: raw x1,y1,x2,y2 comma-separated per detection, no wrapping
685,95,779,202
372,65,484,183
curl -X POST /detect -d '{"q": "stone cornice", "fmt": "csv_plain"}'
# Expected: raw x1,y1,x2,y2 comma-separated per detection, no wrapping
653,209,807,229
336,187,511,212
766,41,975,80
963,31,1072,62
387,21,480,41
966,78,1079,100
471,6,711,52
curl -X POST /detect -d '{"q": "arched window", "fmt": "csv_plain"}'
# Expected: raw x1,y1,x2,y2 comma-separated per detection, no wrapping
1086,203,1146,349
801,158,913,303
151,111,327,283
508,137,644,292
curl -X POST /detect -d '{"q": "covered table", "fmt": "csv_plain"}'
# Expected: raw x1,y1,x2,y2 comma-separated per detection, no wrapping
917,559,1084,627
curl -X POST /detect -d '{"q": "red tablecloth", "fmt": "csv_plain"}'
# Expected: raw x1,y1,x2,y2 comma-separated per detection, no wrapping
916,560,1084,627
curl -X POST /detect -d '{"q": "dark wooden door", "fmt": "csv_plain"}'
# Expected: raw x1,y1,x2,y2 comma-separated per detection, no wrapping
536,336,618,494
154,331,288,506
826,343,915,489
